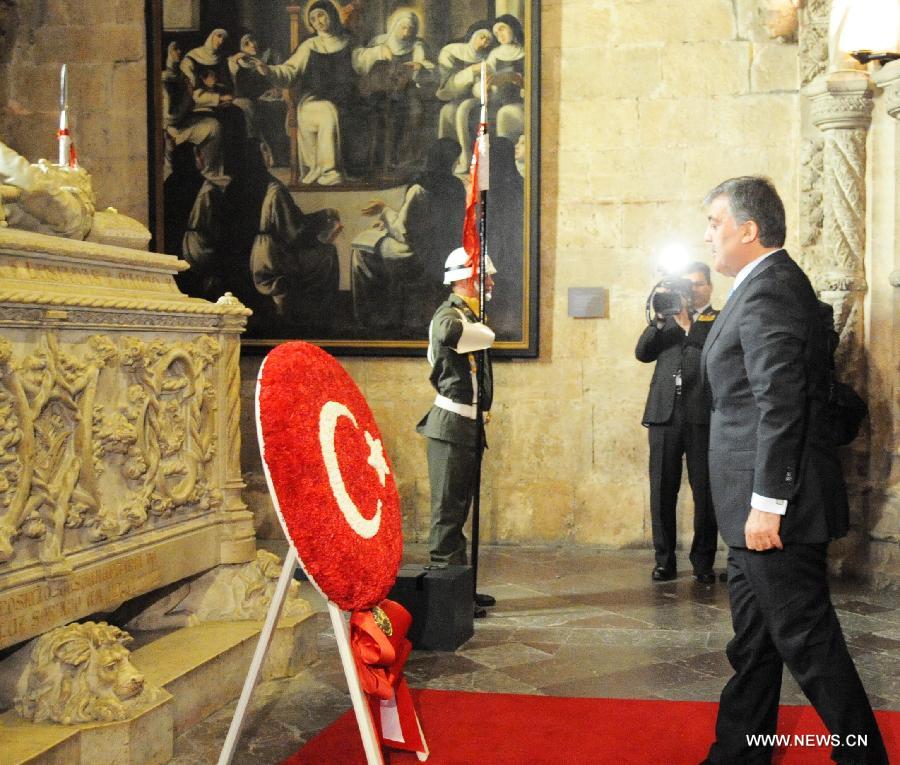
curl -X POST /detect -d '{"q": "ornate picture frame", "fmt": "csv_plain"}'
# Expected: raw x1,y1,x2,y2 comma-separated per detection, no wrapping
147,0,539,356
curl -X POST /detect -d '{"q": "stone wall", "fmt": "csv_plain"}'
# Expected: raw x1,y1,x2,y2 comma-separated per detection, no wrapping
0,0,148,223
3,1,896,576
241,0,806,555
864,60,900,585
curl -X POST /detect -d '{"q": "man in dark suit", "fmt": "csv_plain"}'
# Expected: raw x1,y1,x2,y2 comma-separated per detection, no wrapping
699,177,887,764
636,262,720,583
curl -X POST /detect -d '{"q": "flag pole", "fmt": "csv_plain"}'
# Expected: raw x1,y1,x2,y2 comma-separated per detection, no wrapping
471,62,489,602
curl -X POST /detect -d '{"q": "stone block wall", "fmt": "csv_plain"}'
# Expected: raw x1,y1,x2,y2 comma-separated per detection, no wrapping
238,0,805,555
0,0,149,223
12,0,898,575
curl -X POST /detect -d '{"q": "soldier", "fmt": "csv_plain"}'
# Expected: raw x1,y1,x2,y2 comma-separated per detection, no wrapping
417,247,497,618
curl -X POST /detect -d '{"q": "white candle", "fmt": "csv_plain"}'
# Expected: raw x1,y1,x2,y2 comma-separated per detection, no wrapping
58,64,71,167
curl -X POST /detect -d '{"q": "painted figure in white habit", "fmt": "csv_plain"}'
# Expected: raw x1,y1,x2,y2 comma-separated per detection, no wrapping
356,9,436,172
485,14,525,142
257,1,366,185
180,28,234,109
435,22,494,172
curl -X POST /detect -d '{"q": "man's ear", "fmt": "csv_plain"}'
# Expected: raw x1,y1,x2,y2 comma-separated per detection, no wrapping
740,219,759,244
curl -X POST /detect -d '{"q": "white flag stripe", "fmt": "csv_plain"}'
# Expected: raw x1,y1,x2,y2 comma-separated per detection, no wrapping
477,133,490,191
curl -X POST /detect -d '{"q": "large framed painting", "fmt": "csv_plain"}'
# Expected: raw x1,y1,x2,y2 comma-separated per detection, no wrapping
147,0,539,356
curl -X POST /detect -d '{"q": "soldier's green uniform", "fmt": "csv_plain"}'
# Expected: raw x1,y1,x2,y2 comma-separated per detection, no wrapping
416,293,494,564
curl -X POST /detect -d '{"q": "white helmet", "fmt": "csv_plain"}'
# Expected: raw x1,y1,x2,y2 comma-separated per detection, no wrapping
443,247,497,284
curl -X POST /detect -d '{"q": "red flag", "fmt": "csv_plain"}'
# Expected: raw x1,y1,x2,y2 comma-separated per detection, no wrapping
462,123,490,278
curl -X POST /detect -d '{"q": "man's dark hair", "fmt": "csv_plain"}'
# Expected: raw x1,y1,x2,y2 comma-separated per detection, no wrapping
703,176,786,248
681,261,711,284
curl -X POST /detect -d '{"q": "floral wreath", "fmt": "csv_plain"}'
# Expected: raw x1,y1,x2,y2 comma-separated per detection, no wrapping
256,342,402,611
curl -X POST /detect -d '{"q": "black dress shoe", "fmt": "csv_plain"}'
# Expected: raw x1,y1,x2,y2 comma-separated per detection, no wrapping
694,572,716,584
474,592,496,607
474,604,487,619
651,566,676,581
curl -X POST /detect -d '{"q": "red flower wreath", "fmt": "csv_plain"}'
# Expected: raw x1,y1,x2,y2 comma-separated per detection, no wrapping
256,342,402,611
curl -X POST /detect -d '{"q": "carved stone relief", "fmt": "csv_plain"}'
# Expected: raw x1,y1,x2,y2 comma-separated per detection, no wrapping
0,333,223,572
797,0,830,286
798,138,824,272
13,620,164,724
0,228,254,652
799,0,830,87
125,550,312,630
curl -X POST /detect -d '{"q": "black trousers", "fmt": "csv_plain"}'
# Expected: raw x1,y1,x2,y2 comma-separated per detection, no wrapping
648,397,718,573
705,544,888,765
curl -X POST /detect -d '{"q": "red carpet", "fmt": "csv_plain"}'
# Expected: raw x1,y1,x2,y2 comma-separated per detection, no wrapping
282,690,899,764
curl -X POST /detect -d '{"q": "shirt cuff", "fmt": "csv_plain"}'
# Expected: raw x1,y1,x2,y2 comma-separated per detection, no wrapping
751,493,788,515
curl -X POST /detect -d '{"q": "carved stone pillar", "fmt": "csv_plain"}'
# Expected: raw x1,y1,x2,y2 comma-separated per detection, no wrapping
798,0,831,275
215,294,256,563
804,69,875,545
806,71,874,370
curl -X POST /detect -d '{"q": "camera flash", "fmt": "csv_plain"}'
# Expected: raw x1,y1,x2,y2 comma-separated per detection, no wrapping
658,243,689,274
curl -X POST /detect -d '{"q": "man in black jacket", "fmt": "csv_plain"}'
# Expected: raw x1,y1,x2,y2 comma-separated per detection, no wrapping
636,262,720,583
699,176,886,765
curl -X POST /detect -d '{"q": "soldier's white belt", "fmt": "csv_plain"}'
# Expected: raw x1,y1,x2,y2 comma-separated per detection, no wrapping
434,395,477,420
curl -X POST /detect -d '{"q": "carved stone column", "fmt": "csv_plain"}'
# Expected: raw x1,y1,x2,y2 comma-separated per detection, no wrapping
215,293,256,563
806,71,874,369
805,69,875,545
798,0,831,275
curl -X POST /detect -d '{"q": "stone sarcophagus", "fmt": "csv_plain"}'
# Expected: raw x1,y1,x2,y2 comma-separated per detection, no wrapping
0,227,255,650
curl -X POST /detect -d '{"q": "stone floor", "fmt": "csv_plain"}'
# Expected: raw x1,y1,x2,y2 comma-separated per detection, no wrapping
171,545,900,764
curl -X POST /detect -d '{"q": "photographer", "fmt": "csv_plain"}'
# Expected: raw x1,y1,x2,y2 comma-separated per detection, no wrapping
635,262,719,583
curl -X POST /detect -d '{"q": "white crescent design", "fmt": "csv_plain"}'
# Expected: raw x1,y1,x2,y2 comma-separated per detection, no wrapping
318,401,383,539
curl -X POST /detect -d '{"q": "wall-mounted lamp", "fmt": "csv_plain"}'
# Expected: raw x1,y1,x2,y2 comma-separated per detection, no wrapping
830,0,899,70
850,50,900,66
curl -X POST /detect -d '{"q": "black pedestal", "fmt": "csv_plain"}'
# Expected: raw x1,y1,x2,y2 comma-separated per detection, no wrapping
388,564,474,651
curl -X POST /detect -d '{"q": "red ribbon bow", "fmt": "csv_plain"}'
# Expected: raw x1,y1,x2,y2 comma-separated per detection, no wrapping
350,599,426,756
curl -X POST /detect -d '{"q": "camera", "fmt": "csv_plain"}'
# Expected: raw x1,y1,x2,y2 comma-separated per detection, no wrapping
647,277,693,319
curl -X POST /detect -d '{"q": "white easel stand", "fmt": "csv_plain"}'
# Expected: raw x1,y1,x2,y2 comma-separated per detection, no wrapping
217,548,386,765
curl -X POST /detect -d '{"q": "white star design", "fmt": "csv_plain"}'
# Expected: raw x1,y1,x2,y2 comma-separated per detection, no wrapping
365,431,390,486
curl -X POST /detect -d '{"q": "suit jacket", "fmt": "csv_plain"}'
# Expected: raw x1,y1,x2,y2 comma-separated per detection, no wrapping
635,306,719,426
700,250,849,547
416,294,493,447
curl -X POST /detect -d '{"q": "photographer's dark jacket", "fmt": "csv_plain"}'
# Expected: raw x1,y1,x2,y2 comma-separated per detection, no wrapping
635,306,718,426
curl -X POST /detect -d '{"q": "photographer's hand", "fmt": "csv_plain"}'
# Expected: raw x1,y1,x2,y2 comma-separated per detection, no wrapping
674,303,691,334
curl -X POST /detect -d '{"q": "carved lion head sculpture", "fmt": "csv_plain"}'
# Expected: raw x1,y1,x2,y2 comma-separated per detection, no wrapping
14,621,161,724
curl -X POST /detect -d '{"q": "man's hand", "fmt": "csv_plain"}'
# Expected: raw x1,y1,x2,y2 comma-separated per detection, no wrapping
744,508,783,551
673,303,691,333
